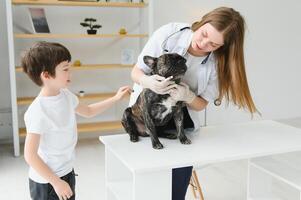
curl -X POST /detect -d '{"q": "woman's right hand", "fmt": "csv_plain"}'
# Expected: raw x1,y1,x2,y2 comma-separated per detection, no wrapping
52,178,73,200
139,74,176,94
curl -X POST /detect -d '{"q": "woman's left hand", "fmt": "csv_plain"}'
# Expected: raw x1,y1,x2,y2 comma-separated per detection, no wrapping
169,82,196,103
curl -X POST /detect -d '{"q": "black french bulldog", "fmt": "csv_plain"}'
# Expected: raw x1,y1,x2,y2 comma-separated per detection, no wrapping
121,53,191,149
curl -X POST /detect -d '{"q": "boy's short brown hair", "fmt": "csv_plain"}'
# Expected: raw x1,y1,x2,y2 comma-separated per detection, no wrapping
21,41,71,86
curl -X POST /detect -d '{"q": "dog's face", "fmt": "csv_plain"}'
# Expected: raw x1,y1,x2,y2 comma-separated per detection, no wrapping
143,53,187,84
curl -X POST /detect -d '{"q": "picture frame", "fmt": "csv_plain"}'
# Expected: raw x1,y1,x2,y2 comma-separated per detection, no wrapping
121,49,135,65
28,8,50,33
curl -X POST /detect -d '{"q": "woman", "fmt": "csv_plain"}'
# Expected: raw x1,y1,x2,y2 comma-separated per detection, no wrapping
129,7,258,200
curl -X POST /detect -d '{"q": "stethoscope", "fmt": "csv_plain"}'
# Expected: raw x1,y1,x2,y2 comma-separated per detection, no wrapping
161,26,211,65
161,26,221,106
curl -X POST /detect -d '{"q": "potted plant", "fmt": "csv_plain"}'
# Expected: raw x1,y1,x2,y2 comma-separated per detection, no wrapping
80,18,102,34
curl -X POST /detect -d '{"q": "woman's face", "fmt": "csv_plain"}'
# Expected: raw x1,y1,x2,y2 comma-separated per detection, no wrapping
190,23,224,55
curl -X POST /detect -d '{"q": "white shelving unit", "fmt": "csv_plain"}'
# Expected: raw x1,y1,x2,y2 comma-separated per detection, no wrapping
5,0,154,156
248,152,301,200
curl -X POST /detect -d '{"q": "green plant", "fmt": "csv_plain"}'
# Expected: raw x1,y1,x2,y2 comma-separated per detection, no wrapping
80,18,102,31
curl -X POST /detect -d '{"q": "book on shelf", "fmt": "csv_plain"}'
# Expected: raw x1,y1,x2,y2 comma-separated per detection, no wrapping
28,8,50,33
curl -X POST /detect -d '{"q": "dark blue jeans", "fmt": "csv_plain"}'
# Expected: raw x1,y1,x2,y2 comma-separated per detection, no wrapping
162,107,194,200
172,166,193,200
29,170,76,200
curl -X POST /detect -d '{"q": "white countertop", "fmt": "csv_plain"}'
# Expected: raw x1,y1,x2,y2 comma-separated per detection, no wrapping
99,120,301,173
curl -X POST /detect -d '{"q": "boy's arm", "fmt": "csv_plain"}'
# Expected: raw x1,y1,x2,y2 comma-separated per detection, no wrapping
75,86,131,118
24,133,73,199
75,96,118,118
24,133,60,183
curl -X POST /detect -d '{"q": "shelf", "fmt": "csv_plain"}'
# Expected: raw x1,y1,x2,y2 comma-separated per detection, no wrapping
15,64,134,72
70,64,134,70
12,0,147,8
250,156,301,190
8,0,152,157
248,196,282,200
14,33,148,39
19,120,123,136
17,92,118,105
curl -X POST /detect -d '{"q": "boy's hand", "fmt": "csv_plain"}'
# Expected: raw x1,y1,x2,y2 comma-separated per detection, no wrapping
52,179,73,200
114,86,132,101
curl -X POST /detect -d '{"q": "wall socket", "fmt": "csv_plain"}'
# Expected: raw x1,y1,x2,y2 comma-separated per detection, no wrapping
0,108,13,140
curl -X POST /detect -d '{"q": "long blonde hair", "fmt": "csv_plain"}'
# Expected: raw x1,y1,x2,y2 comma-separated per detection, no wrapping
192,7,258,114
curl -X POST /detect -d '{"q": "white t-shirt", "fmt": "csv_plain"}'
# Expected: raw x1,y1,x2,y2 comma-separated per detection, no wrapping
24,89,79,183
182,52,218,102
182,53,206,94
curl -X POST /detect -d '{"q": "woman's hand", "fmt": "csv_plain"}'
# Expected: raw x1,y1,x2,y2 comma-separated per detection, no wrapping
169,82,196,103
139,74,176,94
52,178,73,200
114,86,132,101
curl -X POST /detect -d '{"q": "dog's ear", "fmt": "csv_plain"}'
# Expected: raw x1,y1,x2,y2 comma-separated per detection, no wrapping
143,56,158,69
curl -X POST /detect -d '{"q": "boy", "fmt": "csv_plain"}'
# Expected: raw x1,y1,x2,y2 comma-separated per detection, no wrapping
22,41,131,200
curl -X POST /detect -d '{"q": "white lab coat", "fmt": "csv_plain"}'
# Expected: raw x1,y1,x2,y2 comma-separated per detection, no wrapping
129,22,219,131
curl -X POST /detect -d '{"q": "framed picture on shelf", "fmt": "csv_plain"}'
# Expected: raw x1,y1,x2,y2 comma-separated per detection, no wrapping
28,8,50,33
121,49,135,65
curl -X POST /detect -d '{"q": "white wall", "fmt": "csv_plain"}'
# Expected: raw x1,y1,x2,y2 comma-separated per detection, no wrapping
152,0,301,125
0,1,13,141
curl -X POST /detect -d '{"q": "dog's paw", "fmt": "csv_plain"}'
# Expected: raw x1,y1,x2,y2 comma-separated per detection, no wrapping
179,136,191,145
165,133,178,140
130,135,139,142
152,142,164,149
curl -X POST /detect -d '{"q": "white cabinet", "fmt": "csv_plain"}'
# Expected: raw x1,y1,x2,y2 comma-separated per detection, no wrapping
100,121,301,200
